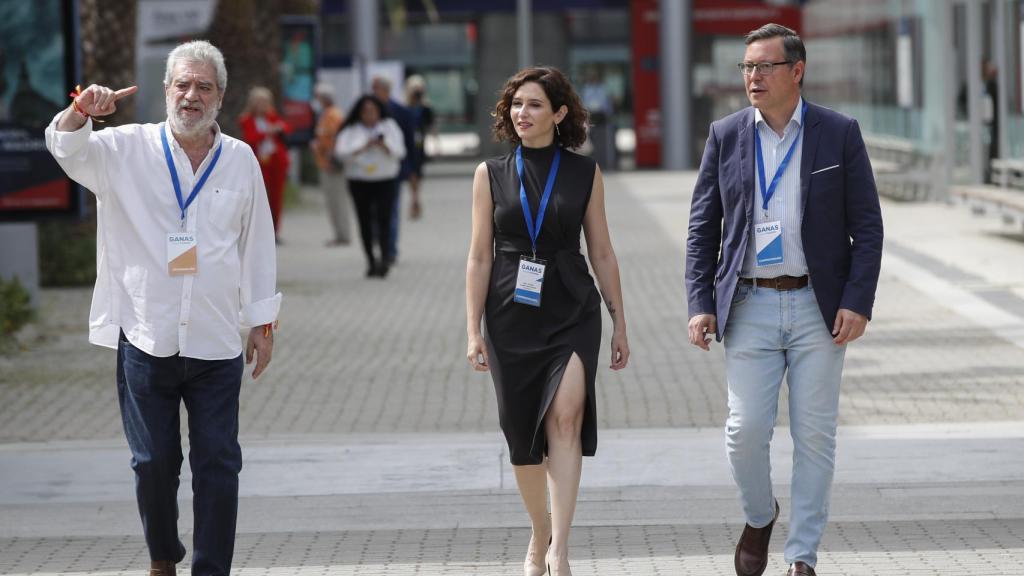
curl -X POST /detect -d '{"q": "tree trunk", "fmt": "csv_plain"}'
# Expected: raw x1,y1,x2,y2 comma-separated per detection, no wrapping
79,0,137,125
50,0,141,288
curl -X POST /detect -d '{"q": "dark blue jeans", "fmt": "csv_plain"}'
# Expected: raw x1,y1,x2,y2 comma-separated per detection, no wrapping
388,178,402,260
117,331,243,576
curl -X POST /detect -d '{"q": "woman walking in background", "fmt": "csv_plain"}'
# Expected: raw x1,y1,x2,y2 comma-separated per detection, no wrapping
404,74,435,220
239,86,290,241
335,95,406,278
465,66,630,575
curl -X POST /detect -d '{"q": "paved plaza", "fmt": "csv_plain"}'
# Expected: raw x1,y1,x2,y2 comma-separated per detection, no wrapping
1,163,1023,575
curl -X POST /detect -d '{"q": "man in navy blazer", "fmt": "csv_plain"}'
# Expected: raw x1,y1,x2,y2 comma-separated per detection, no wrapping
685,24,882,576
372,76,416,265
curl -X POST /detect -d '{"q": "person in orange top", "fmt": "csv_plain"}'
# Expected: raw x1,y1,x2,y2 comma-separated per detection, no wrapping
310,82,351,246
239,87,290,240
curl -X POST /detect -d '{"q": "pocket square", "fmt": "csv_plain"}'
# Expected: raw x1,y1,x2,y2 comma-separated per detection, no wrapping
811,164,840,175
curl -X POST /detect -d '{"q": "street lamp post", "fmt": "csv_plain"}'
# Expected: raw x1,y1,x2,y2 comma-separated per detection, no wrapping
518,0,532,70
659,0,692,170
352,0,378,93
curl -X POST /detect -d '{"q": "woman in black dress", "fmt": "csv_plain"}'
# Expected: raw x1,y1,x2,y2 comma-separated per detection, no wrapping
466,67,630,576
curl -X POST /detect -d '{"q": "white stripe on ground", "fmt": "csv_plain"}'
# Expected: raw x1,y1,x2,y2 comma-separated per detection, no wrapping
1,422,1022,505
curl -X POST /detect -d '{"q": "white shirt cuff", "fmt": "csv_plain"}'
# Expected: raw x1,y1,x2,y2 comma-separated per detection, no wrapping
46,112,93,159
240,292,282,328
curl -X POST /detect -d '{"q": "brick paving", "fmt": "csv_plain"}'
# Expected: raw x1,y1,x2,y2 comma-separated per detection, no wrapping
2,165,1024,574
3,168,1024,441
3,520,1023,576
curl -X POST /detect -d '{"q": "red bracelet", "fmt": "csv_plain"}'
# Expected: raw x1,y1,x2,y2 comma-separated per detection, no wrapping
262,321,279,337
69,85,104,123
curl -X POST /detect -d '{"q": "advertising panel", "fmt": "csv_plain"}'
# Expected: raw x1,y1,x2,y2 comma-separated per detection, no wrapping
281,16,318,145
0,0,79,221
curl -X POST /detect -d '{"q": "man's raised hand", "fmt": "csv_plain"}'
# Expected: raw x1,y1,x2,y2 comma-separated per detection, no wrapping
73,84,138,118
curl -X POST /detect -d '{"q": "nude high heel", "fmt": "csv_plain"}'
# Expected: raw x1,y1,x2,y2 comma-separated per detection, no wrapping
544,550,570,576
524,531,551,576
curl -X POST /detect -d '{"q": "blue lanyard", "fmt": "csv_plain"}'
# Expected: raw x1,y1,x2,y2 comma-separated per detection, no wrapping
754,102,806,213
160,123,222,222
515,145,561,256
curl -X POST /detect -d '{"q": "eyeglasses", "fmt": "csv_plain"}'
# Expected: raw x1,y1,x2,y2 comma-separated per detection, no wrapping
737,61,793,76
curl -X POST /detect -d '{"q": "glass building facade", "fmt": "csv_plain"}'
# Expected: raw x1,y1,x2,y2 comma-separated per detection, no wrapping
802,0,1022,193
319,0,1022,190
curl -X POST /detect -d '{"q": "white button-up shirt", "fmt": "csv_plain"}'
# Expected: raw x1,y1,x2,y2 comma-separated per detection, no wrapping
45,115,281,360
334,119,406,181
741,97,809,278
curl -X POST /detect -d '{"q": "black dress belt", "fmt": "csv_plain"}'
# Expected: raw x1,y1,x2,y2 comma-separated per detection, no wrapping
739,275,809,290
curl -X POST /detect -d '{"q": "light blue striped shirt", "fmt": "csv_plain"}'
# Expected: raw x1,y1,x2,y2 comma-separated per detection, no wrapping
741,97,809,278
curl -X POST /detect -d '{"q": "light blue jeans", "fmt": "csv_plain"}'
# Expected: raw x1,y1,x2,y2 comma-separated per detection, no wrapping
723,282,846,567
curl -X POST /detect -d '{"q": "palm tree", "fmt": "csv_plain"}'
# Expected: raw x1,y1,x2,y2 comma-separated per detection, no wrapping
40,0,139,288
79,0,137,125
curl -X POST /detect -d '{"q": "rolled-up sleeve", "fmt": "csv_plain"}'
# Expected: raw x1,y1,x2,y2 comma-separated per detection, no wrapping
44,112,109,198
238,151,282,328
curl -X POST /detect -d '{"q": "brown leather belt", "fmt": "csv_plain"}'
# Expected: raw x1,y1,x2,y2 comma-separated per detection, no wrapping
739,275,809,290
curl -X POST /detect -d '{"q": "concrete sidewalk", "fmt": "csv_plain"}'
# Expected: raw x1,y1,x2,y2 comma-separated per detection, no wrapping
2,163,1024,575
3,424,1023,574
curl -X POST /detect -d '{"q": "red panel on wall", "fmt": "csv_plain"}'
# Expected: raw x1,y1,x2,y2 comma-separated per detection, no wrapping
0,180,71,210
631,0,661,168
629,0,802,168
694,1,801,36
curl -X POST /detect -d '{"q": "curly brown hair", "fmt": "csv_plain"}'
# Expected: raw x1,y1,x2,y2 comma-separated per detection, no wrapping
491,66,589,149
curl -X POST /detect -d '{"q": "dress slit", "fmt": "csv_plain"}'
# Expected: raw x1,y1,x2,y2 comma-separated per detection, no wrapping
529,350,587,462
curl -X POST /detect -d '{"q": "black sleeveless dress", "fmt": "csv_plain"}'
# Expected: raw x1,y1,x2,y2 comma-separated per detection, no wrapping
484,143,602,466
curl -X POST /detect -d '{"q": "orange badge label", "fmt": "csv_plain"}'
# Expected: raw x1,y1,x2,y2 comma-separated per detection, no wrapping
167,233,198,276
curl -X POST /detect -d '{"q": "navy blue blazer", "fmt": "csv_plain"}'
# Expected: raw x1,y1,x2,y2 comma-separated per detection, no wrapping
386,99,417,179
685,101,883,341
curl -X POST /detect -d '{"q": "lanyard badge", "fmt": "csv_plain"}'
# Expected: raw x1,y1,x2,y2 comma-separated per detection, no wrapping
754,101,806,216
753,102,805,267
161,124,221,275
512,145,560,307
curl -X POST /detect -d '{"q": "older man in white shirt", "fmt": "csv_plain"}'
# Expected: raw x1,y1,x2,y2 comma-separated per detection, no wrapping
45,40,280,576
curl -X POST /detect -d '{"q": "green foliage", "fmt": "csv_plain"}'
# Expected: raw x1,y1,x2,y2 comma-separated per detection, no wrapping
38,218,97,287
0,276,34,336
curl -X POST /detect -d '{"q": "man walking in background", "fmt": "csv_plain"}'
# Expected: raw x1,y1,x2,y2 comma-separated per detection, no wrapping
372,75,415,266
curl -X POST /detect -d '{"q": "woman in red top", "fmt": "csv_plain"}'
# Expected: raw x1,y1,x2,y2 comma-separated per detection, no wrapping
239,87,291,239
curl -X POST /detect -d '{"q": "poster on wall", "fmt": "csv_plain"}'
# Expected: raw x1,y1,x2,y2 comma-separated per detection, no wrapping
0,0,79,221
281,16,318,145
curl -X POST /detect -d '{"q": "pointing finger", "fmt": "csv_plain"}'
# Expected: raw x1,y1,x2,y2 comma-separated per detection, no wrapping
114,86,139,100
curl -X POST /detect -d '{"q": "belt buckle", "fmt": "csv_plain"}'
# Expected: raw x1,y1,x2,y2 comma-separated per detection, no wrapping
773,277,784,290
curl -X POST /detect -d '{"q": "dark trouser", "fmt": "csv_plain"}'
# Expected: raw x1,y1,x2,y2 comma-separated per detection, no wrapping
348,178,396,268
116,332,243,576
388,179,403,260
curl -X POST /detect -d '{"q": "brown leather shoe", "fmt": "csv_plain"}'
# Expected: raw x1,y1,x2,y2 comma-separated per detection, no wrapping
787,562,816,576
149,560,176,576
734,499,780,576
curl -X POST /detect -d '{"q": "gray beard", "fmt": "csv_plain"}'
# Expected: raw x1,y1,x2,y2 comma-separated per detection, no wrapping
166,101,218,139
